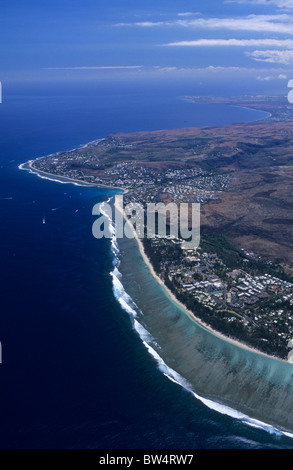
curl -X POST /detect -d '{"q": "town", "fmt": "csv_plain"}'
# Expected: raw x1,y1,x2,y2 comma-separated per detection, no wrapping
32,145,232,205
143,233,293,359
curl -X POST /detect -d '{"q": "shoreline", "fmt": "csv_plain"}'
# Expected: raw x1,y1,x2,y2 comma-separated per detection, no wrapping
23,160,127,193
24,160,291,364
24,155,292,362
22,97,274,195
23,96,274,193
21,100,291,365
116,200,289,365
182,96,273,122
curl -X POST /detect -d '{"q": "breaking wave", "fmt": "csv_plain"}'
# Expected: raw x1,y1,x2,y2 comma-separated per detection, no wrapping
19,161,89,187
19,140,106,187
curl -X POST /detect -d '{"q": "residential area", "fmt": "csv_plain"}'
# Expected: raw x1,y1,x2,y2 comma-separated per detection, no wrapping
143,234,293,358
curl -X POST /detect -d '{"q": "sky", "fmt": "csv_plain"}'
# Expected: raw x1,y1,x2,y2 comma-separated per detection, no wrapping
1,0,293,95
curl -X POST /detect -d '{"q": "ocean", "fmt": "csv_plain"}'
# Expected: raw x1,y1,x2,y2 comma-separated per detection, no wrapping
0,83,293,449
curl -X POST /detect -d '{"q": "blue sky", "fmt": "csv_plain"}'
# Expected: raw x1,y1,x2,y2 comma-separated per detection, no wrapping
1,0,293,94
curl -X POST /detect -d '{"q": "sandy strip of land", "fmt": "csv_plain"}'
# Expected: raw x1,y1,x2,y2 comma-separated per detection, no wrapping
27,161,127,192
114,199,289,364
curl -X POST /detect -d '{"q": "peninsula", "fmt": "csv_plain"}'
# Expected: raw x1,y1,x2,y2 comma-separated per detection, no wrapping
29,95,293,360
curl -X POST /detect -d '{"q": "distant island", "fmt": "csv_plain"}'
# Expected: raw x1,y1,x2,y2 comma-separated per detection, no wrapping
29,95,293,360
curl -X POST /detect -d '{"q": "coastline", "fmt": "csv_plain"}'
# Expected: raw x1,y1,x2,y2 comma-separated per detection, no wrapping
116,200,289,365
23,157,291,364
21,99,291,365
23,97,274,195
22,160,127,193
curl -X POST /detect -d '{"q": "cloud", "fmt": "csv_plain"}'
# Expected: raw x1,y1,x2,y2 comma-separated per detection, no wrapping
205,65,242,71
257,75,275,80
247,49,293,63
177,12,199,17
178,15,293,34
164,39,293,47
119,14,293,34
152,65,245,74
226,0,293,10
153,66,179,71
117,20,165,27
256,73,287,80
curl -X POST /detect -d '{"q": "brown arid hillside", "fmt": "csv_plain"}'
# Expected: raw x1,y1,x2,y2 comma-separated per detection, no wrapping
32,96,293,268
113,120,293,265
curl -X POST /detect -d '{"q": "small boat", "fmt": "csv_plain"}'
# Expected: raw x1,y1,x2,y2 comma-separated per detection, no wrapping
42,217,46,224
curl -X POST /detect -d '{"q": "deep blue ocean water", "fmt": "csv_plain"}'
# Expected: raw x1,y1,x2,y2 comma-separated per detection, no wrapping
0,84,292,449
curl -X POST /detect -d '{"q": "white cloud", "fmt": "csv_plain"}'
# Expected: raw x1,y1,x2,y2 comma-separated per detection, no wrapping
153,65,245,74
247,49,293,63
119,14,293,34
257,73,288,80
164,39,293,47
177,14,293,34
117,20,165,27
181,15,293,34
205,65,242,71
226,0,293,10
177,12,198,17
257,75,275,80
153,66,179,72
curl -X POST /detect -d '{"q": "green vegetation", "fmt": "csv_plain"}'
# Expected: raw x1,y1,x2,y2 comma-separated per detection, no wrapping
201,234,293,283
